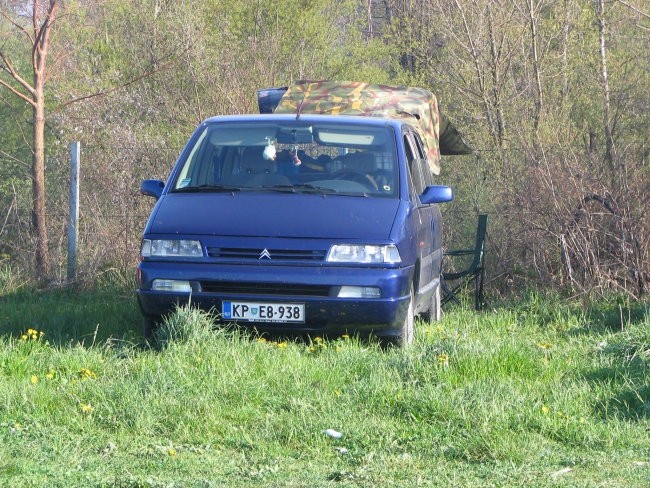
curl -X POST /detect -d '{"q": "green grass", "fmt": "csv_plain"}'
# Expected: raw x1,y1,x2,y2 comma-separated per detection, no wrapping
0,287,648,487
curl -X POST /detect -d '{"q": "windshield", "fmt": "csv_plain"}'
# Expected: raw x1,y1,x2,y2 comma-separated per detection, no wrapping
172,121,398,198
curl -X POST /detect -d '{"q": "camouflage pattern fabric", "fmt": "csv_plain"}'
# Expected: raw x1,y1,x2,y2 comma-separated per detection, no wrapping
273,81,442,174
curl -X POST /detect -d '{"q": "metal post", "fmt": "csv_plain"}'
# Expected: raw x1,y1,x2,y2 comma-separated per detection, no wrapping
67,142,80,283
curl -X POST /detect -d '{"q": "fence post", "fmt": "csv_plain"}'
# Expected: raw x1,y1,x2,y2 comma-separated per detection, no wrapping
67,141,80,283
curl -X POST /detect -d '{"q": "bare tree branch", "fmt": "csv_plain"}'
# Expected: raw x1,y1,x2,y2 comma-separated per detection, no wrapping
0,148,30,168
0,77,34,105
616,0,650,20
0,7,35,44
0,50,37,97
49,45,192,117
32,1,58,79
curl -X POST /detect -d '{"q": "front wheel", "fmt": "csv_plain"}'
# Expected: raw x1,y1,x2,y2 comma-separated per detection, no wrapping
383,286,415,348
422,282,442,322
142,315,161,344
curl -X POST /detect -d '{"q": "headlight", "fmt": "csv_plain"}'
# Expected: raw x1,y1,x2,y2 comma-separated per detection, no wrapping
152,279,193,292
326,244,401,264
140,239,203,257
337,286,381,298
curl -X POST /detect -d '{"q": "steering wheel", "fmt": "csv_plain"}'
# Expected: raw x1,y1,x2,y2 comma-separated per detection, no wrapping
370,170,394,191
331,171,378,190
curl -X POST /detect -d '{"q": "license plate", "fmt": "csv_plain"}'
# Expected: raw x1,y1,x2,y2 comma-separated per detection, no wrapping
222,301,305,323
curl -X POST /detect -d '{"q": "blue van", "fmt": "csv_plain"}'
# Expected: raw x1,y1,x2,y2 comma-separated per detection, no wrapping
136,113,453,345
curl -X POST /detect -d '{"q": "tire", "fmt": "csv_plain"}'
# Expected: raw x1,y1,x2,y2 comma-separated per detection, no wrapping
422,282,442,322
385,286,415,348
142,315,161,344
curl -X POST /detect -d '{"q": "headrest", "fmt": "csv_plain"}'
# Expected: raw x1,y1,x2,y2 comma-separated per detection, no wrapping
343,151,376,173
241,146,277,174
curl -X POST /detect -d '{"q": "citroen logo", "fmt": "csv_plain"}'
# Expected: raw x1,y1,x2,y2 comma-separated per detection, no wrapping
259,248,272,260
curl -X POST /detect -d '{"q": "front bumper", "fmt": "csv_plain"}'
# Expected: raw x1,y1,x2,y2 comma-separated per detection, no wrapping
136,261,414,337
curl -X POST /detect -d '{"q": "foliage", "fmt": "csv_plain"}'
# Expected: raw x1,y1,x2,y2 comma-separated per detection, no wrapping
0,0,647,297
380,0,649,298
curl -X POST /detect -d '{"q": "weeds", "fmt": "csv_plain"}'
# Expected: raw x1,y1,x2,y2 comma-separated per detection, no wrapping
0,293,648,487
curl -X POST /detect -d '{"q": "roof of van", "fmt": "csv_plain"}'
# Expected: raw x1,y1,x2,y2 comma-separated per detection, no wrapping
202,113,407,128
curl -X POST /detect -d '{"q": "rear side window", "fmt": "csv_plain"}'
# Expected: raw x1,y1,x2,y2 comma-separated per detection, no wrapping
412,132,433,186
404,132,427,195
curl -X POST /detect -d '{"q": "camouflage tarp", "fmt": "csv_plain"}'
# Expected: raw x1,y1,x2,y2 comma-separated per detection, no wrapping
272,81,445,174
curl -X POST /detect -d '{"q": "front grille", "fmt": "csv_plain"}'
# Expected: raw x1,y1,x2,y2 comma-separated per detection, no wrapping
200,281,332,297
207,247,327,262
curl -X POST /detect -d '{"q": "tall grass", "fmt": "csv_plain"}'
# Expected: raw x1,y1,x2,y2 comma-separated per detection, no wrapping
0,288,648,487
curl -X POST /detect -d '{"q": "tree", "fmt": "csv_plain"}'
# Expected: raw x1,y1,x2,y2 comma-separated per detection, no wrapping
1,0,183,281
0,0,59,280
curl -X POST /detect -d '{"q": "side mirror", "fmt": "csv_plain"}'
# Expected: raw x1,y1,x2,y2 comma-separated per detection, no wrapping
140,179,164,199
420,185,453,205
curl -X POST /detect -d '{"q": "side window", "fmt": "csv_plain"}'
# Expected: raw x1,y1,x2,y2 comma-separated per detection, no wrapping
404,132,426,194
412,132,426,159
412,132,433,187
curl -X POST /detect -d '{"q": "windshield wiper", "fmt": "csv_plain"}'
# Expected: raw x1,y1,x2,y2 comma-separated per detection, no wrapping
262,184,339,194
172,184,242,193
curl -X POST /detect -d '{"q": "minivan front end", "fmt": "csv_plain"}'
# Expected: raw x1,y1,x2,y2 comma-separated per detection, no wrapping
137,230,416,338
136,114,451,343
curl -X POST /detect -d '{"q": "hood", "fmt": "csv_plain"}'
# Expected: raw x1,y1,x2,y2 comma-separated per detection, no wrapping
146,192,400,240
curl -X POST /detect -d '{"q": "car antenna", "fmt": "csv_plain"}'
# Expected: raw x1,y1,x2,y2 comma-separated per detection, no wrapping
296,96,305,120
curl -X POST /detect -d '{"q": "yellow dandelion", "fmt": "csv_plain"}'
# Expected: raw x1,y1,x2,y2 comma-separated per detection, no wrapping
314,336,323,343
334,389,342,397
30,329,43,340
541,405,550,415
78,368,97,380
21,329,45,341
277,341,288,349
30,375,39,384
341,334,350,340
45,369,56,380
168,448,177,457
436,353,449,366
257,337,267,343
80,403,94,414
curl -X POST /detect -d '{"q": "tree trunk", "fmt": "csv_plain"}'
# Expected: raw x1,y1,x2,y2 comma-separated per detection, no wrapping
32,86,50,280
595,0,617,174
527,0,543,139
30,0,58,282
560,0,570,103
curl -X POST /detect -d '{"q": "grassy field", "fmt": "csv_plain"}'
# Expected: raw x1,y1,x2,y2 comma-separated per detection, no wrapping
0,280,648,487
